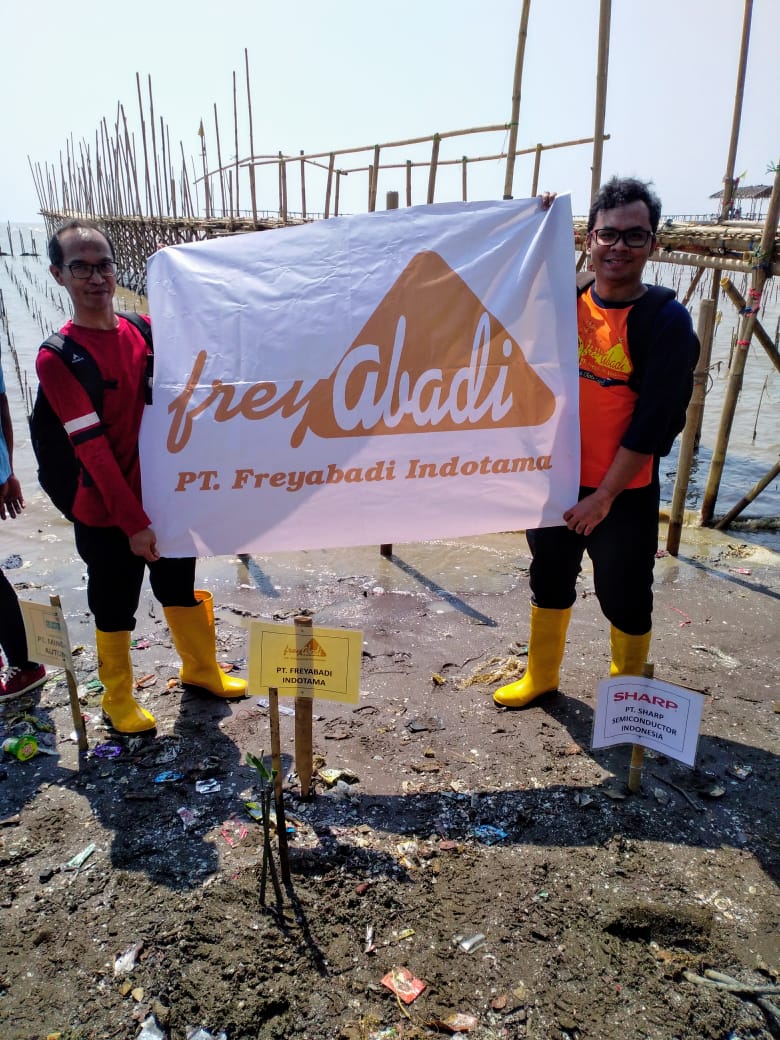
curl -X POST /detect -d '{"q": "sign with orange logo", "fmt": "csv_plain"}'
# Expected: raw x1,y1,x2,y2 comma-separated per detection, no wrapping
247,621,362,704
142,197,579,556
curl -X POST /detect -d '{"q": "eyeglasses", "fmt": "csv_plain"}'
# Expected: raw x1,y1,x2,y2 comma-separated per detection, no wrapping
590,227,654,248
63,260,117,279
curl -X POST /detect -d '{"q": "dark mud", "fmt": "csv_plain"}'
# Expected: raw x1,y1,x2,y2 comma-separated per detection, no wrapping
0,523,778,1040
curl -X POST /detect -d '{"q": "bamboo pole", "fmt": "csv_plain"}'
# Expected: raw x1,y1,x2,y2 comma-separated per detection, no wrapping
649,250,778,277
324,153,335,218
530,143,543,196
502,0,531,199
406,160,412,207
426,134,440,205
293,615,314,800
148,76,163,218
299,150,307,219
461,156,468,202
334,170,341,217
232,71,240,218
213,103,227,219
160,117,171,216
701,164,780,524
369,144,380,212
590,0,611,203
244,49,258,226
714,458,780,529
666,299,716,555
719,276,780,373
337,134,606,177
198,120,211,218
680,266,706,307
135,73,153,215
278,152,288,221
719,0,753,220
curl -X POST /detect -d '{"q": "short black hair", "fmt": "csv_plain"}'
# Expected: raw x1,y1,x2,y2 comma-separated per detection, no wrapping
48,219,116,266
587,176,662,233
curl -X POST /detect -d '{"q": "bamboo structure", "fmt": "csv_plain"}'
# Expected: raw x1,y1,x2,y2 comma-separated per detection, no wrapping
26,3,779,531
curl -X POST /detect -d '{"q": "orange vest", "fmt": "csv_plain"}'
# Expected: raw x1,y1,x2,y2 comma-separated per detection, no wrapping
577,290,653,489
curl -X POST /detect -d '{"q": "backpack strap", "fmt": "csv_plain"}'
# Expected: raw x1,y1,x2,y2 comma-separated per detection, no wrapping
117,312,154,404
38,334,114,404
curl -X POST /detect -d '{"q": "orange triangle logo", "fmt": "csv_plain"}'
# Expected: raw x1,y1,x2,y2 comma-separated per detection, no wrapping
293,250,556,443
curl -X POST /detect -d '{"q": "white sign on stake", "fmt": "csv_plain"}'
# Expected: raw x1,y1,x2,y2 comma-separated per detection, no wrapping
20,600,73,670
592,676,706,767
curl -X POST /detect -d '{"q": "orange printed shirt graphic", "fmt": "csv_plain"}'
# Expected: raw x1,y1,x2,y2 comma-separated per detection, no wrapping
577,291,653,489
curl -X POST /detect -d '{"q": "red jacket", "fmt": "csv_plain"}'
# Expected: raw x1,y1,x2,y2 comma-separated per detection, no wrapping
36,316,152,537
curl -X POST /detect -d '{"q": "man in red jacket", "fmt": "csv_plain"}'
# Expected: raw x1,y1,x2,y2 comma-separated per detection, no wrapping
40,219,246,733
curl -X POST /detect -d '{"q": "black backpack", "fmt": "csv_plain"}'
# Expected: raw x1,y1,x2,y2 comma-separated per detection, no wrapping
29,313,153,520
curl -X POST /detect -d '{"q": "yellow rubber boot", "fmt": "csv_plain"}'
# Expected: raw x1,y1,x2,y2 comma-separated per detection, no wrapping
164,590,247,698
97,629,156,733
610,625,652,676
493,605,572,708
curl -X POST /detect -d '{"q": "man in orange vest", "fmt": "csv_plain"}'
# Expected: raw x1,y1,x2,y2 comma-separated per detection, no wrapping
495,177,699,708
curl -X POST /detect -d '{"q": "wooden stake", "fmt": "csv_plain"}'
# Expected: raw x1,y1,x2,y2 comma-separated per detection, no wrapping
702,164,780,522
232,71,240,218
426,134,440,205
324,153,335,218
718,0,753,220
720,276,780,372
530,143,542,196
267,687,291,886
590,0,611,203
502,0,531,199
244,49,258,226
667,299,716,555
50,595,88,754
627,663,653,794
293,615,314,799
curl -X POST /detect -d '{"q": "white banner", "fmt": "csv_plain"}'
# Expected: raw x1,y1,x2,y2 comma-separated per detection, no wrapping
141,197,580,556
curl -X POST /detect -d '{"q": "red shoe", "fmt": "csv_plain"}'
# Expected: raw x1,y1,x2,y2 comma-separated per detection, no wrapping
0,664,47,701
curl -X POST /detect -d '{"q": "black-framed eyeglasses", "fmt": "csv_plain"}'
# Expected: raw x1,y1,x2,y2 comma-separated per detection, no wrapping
590,227,654,248
63,260,117,279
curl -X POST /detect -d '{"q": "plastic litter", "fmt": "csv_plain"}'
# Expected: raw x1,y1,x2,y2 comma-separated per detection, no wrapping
220,817,248,847
186,1029,227,1040
430,1012,479,1033
93,742,123,759
137,1016,166,1040
455,932,486,953
195,779,221,794
177,807,198,831
154,771,185,783
381,965,426,1003
256,696,295,716
63,842,96,871
472,825,507,845
2,734,39,761
114,941,143,976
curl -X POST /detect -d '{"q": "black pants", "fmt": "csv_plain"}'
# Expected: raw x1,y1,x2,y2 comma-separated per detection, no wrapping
0,567,29,667
74,523,197,632
526,483,659,635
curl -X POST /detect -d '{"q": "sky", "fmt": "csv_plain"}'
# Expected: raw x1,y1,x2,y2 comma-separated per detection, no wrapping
2,0,778,223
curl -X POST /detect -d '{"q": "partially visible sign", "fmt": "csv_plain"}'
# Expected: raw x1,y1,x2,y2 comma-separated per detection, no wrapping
247,621,362,704
20,600,73,670
592,677,706,767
